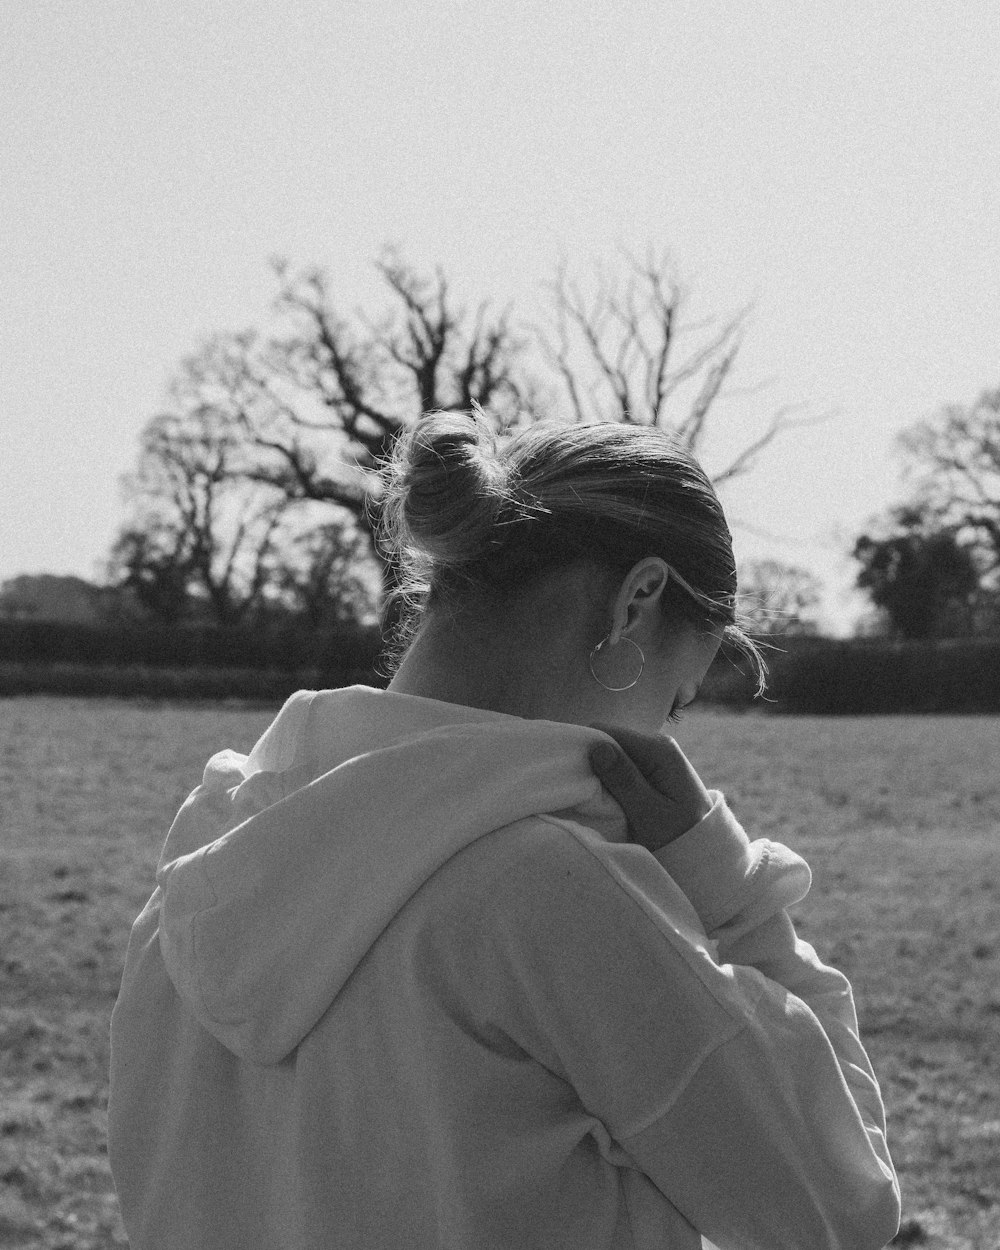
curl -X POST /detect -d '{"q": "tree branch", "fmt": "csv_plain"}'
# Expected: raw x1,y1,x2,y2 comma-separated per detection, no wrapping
713,404,832,485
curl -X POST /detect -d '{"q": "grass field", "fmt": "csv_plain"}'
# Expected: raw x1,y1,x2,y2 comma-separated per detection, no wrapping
1,695,998,1249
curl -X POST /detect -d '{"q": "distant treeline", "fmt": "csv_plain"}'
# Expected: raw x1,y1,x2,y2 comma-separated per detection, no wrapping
704,635,1000,714
0,621,385,703
1,621,998,713
0,619,382,676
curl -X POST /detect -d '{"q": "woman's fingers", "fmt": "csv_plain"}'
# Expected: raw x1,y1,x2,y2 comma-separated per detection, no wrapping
589,722,687,793
588,737,658,804
588,722,713,851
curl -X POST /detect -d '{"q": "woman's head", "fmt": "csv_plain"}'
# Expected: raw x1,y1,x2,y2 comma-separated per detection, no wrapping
376,409,764,729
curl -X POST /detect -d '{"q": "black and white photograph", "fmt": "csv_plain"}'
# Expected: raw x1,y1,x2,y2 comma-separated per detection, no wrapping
2,3,998,1246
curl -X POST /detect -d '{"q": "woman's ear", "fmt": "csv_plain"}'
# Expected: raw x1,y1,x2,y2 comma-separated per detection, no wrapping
618,558,671,639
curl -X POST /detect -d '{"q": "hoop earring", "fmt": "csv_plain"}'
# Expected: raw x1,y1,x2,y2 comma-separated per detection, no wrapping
589,634,645,692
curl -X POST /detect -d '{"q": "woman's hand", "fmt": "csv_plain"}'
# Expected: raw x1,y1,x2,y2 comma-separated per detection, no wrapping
588,723,713,853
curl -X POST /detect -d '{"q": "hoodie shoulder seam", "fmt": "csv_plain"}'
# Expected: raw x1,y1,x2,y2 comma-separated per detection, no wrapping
527,813,767,1029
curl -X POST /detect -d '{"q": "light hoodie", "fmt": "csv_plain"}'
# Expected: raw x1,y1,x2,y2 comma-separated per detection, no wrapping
109,685,900,1250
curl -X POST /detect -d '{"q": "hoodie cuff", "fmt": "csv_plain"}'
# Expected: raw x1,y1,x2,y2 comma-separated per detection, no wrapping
653,791,757,932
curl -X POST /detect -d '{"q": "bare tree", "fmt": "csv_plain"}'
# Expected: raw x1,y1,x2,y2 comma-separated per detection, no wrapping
112,405,288,626
274,514,379,629
898,389,1000,582
737,559,823,635
108,523,194,624
146,253,537,627
217,252,533,511
113,249,818,629
538,252,817,483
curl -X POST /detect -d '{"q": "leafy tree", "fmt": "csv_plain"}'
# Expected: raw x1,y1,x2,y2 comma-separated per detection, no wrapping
737,559,822,635
853,507,981,639
898,389,1000,584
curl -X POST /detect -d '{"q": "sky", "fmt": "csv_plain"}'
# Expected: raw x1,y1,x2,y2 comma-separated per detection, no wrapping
3,0,999,633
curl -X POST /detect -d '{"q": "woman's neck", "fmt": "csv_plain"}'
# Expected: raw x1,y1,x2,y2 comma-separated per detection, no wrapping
389,599,604,721
387,567,610,723
387,618,524,716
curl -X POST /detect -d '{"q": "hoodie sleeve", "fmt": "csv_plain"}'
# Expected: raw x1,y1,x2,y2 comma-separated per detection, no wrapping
474,803,900,1250
646,794,901,1248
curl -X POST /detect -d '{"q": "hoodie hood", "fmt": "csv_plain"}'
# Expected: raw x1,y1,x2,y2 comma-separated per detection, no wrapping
156,686,627,1065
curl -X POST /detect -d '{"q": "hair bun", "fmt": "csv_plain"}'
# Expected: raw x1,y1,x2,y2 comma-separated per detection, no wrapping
380,410,509,569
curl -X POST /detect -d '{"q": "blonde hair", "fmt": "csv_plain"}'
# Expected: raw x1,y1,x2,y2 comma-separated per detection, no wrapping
375,409,766,692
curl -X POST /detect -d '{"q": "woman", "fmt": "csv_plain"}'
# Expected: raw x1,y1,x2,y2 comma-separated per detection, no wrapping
109,412,900,1249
